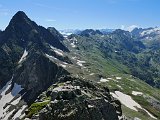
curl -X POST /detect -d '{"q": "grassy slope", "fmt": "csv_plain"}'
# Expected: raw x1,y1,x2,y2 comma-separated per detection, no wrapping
64,35,160,120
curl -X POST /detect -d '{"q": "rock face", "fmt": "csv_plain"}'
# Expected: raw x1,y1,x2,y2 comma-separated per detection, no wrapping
0,11,69,89
48,27,64,41
39,99,118,120
28,76,122,120
13,51,69,103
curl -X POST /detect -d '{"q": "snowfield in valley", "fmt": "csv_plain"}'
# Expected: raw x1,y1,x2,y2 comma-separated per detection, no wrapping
111,91,157,119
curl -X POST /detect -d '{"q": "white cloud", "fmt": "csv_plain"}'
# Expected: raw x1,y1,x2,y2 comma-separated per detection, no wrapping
126,25,138,32
120,25,138,32
121,25,125,30
45,19,56,22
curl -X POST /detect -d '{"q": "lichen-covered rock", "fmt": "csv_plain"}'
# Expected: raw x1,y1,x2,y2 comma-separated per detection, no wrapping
38,98,119,120
27,76,122,120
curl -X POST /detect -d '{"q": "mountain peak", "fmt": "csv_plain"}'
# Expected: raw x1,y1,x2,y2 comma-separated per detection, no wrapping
5,11,38,35
5,11,35,31
14,11,27,17
10,11,30,23
2,11,68,52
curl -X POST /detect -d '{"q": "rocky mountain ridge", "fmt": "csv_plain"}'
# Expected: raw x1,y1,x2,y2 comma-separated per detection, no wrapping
0,11,123,120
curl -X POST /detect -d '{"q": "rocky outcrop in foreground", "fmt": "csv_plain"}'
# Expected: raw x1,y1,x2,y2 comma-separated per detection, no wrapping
24,76,122,120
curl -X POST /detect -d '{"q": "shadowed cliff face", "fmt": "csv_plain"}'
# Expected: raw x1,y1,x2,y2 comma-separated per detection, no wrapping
13,51,69,103
0,11,69,89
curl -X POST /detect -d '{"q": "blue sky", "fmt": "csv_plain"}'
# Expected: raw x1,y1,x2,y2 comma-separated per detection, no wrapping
0,0,160,30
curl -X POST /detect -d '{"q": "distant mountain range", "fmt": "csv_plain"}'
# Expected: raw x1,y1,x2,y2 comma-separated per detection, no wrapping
58,28,115,36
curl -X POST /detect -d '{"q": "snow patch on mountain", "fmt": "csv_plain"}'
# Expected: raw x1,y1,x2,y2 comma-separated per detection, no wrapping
45,54,58,61
2,109,14,120
0,76,23,119
116,77,122,80
18,49,28,63
68,37,78,48
141,27,160,36
0,80,12,115
59,64,67,68
11,96,21,105
132,91,143,96
111,91,157,119
111,91,141,111
100,78,109,82
77,60,86,67
12,105,27,119
90,73,95,76
71,42,76,48
50,45,64,56
54,49,63,56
